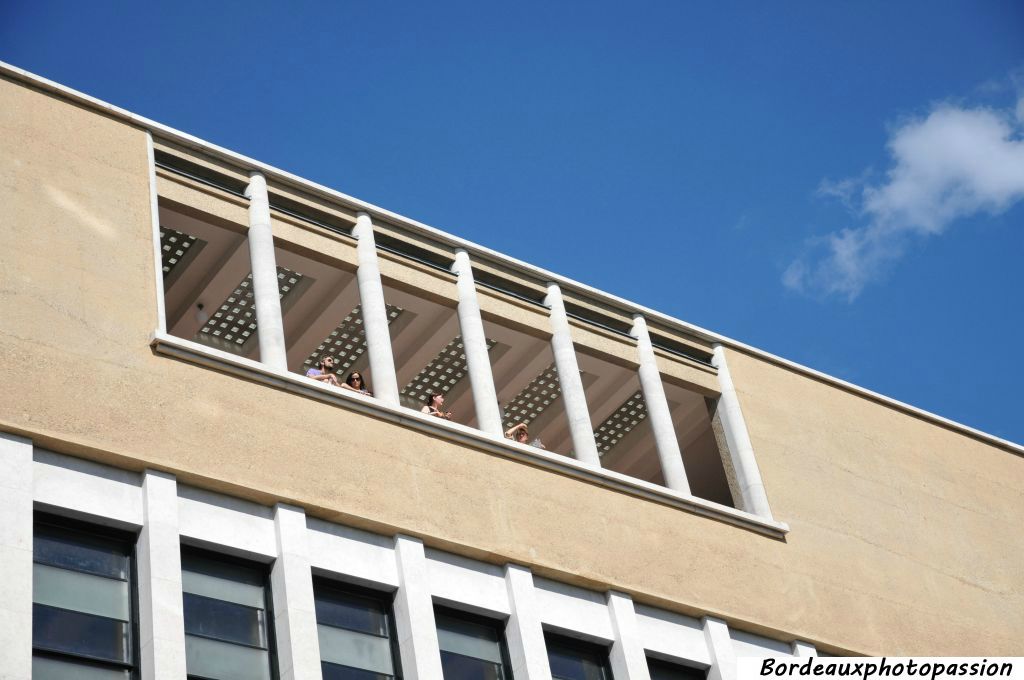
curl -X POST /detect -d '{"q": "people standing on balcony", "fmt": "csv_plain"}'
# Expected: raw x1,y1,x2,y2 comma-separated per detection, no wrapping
505,422,530,444
306,356,340,386
341,371,372,396
422,393,453,420
504,422,546,449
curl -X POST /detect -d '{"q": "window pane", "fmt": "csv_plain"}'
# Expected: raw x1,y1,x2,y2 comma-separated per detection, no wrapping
34,563,131,621
436,614,503,664
647,659,706,680
322,661,392,680
33,604,130,663
315,589,389,636
441,650,504,680
548,651,605,680
184,592,266,648
185,634,272,680
34,531,128,580
318,624,395,674
546,638,609,680
181,564,266,609
181,550,273,680
32,655,131,680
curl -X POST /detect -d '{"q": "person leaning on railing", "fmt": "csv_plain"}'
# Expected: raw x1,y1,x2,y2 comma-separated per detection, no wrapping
422,393,453,420
504,422,530,444
504,422,546,449
306,356,340,387
341,371,372,396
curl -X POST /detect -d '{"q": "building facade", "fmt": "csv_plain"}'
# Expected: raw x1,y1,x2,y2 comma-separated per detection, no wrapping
1,62,1022,680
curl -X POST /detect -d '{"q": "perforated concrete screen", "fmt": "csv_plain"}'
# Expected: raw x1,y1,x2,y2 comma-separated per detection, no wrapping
400,336,495,408
502,364,562,428
159,227,202,279
594,391,648,456
302,304,404,375
196,268,304,354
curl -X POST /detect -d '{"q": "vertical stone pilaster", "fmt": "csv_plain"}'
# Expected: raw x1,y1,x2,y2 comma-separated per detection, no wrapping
392,536,443,680
607,591,652,680
504,565,552,680
270,504,323,680
138,470,187,680
0,433,33,680
791,641,817,657
703,617,736,680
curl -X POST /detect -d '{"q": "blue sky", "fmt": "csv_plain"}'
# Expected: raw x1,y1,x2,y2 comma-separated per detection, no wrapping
3,1,1022,443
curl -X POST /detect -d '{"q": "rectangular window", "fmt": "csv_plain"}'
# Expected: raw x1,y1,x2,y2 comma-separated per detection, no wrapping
545,634,612,680
32,515,137,680
435,607,512,680
647,657,707,680
314,578,402,680
181,548,275,680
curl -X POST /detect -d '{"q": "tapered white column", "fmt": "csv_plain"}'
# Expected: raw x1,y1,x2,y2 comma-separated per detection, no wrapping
503,565,551,680
392,536,443,680
138,470,187,680
244,172,288,371
452,249,504,436
711,344,772,518
607,592,651,680
353,212,400,406
270,504,322,680
545,283,600,466
631,315,691,494
0,433,33,680
702,617,736,680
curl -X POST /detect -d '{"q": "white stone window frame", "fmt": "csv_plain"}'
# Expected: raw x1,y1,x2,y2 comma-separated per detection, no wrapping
1,438,816,680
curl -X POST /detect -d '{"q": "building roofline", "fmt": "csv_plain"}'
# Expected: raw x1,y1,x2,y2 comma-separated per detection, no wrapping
2,59,1020,456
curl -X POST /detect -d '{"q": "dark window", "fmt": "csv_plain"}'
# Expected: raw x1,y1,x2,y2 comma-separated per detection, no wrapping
435,608,512,680
647,657,707,680
545,634,612,680
32,516,137,679
183,593,266,647
181,548,275,680
315,579,402,680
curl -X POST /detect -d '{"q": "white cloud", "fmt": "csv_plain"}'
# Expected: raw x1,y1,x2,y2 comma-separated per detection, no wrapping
816,176,862,209
784,94,1024,301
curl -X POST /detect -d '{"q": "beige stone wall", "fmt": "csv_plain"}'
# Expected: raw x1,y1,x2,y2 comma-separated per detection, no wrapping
1,74,1022,656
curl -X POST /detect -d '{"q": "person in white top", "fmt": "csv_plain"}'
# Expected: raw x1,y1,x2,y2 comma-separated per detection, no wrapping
421,393,453,420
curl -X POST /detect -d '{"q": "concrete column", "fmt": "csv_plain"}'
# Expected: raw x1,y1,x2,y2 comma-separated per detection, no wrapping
353,212,400,406
392,536,443,680
544,283,600,466
0,433,33,680
606,592,651,680
711,345,772,518
138,470,187,680
451,249,504,436
244,172,288,371
503,565,552,680
270,504,322,680
791,641,817,658
630,315,691,494
702,617,736,680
